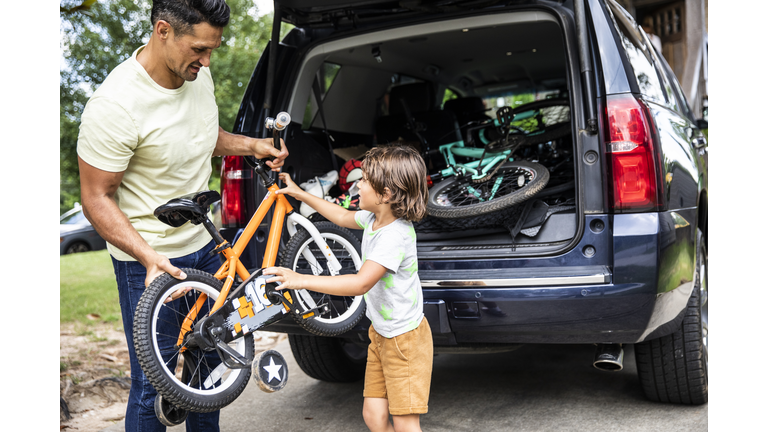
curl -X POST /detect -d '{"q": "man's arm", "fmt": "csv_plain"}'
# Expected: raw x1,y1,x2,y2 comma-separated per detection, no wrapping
78,157,187,287
213,127,289,171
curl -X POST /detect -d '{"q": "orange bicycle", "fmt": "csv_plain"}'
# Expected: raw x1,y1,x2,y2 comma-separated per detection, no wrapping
131,113,365,421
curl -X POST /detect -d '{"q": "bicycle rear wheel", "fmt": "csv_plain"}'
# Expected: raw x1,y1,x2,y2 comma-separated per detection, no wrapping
134,269,254,413
280,222,366,336
427,160,549,219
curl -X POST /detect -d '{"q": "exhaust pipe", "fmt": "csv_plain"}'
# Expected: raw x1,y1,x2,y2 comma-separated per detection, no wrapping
593,344,624,371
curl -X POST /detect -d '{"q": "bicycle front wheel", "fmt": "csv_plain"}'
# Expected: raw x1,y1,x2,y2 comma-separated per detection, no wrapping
133,269,254,413
427,160,549,219
280,222,366,337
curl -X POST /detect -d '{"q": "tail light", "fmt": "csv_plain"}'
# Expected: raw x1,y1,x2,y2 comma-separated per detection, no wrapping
605,94,663,212
220,156,250,227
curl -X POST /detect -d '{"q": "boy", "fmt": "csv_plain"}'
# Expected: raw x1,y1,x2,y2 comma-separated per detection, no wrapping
265,145,433,432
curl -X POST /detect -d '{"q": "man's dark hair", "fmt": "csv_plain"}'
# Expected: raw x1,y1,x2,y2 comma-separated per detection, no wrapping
151,0,230,36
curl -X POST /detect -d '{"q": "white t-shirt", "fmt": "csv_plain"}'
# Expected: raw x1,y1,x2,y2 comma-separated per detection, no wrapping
355,210,424,338
77,46,219,261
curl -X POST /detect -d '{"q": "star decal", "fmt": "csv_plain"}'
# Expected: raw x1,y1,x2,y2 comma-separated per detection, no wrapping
379,304,394,321
407,226,417,243
405,259,418,277
405,320,418,332
262,356,283,383
381,273,394,290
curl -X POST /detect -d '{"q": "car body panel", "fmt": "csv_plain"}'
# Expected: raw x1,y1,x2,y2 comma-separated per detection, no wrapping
226,0,707,348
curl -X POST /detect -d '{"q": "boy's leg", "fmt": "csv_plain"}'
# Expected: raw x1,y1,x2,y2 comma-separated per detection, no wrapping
363,397,395,432
364,325,393,432
392,414,422,432
380,319,433,417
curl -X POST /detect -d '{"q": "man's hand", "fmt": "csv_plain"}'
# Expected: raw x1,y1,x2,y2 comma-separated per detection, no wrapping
213,128,289,171
252,137,288,171
144,252,187,288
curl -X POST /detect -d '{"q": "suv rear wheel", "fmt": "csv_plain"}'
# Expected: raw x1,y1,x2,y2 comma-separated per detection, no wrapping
288,334,366,382
634,229,708,404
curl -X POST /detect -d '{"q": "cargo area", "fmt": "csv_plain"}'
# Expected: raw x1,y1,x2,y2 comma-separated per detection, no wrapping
275,10,581,257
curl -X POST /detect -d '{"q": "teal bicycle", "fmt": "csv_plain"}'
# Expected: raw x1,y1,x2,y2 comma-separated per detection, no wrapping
426,98,571,219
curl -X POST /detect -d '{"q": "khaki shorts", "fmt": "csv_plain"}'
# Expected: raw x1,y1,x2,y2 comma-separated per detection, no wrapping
363,318,433,415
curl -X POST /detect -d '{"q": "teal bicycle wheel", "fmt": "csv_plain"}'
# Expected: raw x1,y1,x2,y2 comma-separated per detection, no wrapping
427,160,549,219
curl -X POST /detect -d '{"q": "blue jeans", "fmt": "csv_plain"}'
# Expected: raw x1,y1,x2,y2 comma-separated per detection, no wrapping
112,241,222,432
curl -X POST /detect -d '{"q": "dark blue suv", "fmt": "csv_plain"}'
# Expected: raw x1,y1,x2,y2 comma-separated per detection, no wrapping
219,0,708,404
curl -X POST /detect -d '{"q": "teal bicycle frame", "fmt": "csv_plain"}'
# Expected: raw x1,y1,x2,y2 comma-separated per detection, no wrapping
435,107,542,202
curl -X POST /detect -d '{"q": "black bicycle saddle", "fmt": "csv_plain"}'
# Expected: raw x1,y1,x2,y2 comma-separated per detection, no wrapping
154,190,221,227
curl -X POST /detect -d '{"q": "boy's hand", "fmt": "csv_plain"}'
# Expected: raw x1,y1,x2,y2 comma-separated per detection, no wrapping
275,173,307,200
264,266,304,290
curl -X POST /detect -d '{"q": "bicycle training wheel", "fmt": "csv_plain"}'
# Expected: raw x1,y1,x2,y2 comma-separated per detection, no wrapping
427,160,549,219
280,221,366,337
133,269,254,413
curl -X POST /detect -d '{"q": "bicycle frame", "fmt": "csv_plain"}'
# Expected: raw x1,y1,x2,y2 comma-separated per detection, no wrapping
174,169,348,345
438,140,512,179
436,106,544,180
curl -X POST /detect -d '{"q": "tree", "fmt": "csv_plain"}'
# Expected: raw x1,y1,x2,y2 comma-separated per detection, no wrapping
60,0,283,214
60,0,153,214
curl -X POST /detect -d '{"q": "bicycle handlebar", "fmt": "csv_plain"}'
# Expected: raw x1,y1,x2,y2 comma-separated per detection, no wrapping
266,112,291,132
244,112,292,170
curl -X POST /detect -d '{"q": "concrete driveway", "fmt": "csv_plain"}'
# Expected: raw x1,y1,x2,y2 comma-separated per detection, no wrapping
103,337,707,431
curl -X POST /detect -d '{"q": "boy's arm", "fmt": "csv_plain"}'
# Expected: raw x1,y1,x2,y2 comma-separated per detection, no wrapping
264,260,387,297
276,172,359,230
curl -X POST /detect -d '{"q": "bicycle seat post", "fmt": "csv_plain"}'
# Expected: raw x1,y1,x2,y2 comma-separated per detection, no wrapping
251,159,276,188
201,217,227,247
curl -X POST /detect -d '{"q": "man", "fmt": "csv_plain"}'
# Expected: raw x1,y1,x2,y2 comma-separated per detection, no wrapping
76,1,287,430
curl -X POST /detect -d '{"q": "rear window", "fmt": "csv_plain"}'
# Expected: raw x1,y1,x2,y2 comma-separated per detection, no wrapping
302,62,342,129
610,8,667,104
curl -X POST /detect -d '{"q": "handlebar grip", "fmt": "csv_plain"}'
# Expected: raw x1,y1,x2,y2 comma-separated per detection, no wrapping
259,112,292,163
265,112,291,132
274,112,291,131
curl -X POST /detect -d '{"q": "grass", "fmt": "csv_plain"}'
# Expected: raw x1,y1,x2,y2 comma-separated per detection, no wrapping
60,250,122,325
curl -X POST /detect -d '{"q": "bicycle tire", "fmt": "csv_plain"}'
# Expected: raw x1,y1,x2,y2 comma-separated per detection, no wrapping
134,269,254,413
485,122,571,154
427,160,549,219
280,222,366,337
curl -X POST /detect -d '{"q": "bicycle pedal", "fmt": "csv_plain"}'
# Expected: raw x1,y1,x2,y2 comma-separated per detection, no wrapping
252,349,288,393
294,303,329,320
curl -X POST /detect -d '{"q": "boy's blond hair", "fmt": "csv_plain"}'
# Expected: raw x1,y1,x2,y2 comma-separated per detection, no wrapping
361,145,428,222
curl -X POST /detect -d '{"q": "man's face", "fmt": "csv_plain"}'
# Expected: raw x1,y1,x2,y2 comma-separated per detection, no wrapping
165,22,223,82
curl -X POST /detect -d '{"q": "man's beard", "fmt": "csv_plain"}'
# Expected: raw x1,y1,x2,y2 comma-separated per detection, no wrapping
174,62,201,82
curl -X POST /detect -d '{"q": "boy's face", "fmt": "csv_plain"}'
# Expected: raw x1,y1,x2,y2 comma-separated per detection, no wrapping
357,173,389,214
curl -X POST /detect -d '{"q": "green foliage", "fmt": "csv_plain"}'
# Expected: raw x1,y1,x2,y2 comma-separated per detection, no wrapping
60,250,121,325
209,0,275,132
60,0,286,213
60,0,153,214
